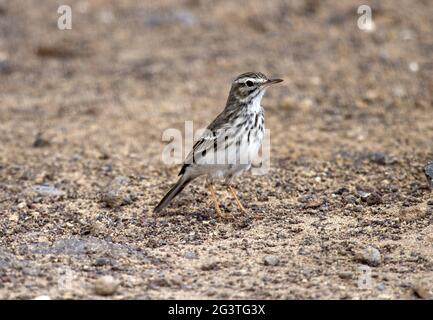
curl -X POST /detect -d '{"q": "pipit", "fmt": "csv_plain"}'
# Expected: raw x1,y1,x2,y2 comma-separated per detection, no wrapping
154,72,283,219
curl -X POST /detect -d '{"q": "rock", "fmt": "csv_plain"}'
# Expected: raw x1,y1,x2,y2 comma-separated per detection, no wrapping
377,283,385,291
408,62,419,73
344,194,359,205
333,187,349,195
367,152,388,165
365,193,382,205
263,255,280,266
412,280,432,299
101,176,130,208
355,246,381,267
94,275,119,296
206,287,217,296
338,271,352,279
33,184,65,197
357,187,382,206
424,162,433,190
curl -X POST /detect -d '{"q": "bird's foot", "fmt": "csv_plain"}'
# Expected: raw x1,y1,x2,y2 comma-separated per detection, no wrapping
215,209,235,222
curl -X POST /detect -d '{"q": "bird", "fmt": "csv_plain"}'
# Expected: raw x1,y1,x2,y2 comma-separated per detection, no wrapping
154,72,283,219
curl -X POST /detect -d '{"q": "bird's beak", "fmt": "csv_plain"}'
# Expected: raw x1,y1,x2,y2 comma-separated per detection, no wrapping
263,78,283,87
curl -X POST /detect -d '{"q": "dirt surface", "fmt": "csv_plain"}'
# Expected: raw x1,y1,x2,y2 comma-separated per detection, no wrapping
0,0,432,299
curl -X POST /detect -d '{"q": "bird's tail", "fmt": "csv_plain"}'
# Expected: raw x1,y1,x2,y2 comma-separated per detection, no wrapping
154,176,192,213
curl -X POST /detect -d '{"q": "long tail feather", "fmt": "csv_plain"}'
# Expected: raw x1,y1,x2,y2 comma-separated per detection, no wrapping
154,176,192,213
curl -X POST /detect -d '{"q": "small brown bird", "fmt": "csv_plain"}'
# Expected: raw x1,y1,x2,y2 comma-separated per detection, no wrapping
154,72,283,219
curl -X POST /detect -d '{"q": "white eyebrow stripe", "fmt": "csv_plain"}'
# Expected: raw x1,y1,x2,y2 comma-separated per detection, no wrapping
234,77,266,84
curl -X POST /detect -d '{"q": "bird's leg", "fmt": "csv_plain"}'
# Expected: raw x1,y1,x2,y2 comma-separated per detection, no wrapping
207,183,224,220
227,185,248,214
207,183,234,221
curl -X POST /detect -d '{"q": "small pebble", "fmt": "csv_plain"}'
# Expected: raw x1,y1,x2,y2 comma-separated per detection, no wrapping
368,152,387,165
412,281,432,299
93,275,119,296
334,187,349,195
377,283,385,291
408,62,419,73
338,271,352,279
357,189,382,206
206,287,217,296
263,255,280,266
355,246,381,267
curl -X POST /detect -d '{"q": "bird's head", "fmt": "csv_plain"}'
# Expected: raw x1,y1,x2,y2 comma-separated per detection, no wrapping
228,72,283,105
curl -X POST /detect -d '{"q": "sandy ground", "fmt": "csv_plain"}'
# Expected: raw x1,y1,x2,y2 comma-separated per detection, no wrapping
0,0,432,299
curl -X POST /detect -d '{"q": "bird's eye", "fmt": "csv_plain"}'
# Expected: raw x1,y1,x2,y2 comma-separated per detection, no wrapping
246,80,254,87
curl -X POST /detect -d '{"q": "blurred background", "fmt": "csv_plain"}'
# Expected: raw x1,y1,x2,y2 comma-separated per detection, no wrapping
0,0,432,299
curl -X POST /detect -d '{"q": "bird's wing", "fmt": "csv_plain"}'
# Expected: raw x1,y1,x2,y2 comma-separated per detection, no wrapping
179,110,232,175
